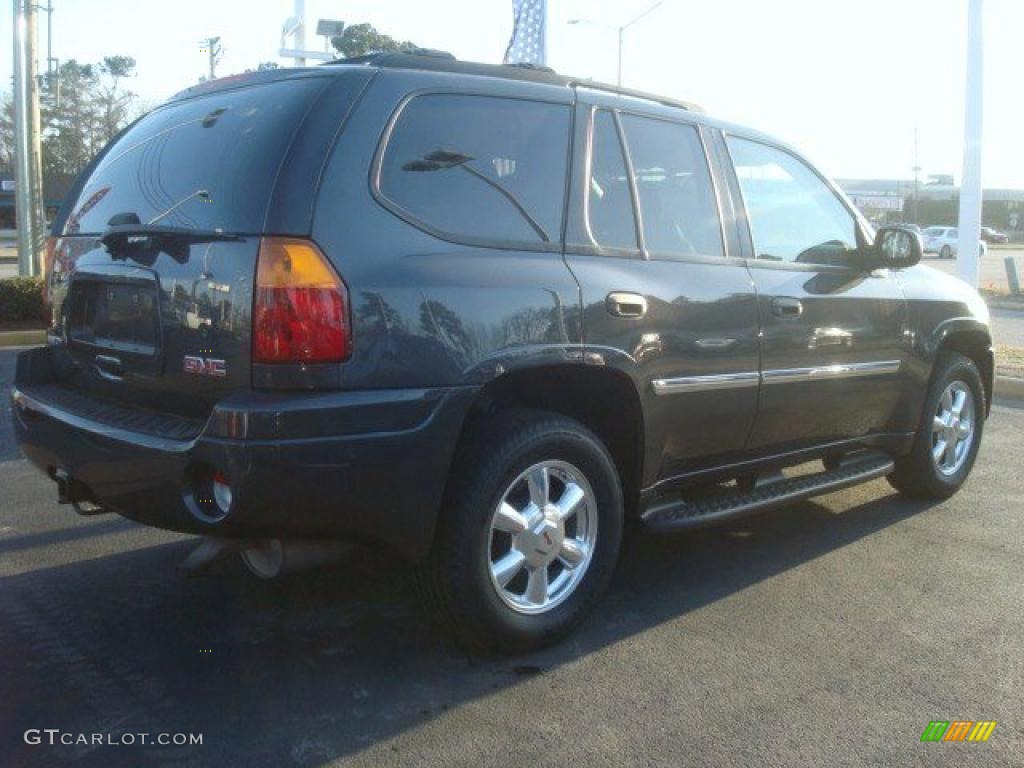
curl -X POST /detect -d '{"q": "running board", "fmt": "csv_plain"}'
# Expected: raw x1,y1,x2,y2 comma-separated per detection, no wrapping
641,452,895,533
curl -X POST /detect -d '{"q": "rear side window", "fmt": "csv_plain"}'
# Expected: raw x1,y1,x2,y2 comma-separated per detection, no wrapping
619,114,723,258
64,78,328,235
378,94,571,246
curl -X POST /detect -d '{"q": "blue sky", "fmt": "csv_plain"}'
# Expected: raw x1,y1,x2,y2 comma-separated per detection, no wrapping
3,0,1022,187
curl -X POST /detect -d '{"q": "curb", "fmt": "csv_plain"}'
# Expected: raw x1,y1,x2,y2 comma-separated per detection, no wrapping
995,375,1024,401
987,298,1024,313
0,329,45,348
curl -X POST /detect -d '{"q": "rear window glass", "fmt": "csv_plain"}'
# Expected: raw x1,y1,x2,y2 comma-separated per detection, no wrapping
64,78,326,235
378,94,571,246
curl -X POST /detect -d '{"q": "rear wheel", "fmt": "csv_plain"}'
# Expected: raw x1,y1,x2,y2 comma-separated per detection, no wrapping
416,409,623,654
888,353,985,499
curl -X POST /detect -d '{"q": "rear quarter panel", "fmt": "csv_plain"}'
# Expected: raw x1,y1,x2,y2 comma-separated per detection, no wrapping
310,70,583,391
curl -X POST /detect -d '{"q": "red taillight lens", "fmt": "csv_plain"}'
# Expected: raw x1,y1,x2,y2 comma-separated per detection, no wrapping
253,238,351,364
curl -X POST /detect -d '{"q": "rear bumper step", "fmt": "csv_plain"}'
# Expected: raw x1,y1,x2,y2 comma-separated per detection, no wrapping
641,452,895,533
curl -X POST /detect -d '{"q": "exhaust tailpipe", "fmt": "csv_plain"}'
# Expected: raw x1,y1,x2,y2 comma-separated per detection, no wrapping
240,539,354,579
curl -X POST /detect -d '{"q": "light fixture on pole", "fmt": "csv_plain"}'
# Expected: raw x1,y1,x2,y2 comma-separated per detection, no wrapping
279,0,334,65
316,19,344,54
568,0,667,86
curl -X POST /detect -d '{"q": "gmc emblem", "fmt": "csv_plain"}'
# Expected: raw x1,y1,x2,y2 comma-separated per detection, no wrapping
183,355,227,377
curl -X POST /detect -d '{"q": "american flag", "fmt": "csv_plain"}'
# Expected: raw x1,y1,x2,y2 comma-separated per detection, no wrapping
503,0,547,67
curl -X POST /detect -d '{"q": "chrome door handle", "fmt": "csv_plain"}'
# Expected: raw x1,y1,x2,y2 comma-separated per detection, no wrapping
606,292,648,318
771,296,803,318
94,354,125,382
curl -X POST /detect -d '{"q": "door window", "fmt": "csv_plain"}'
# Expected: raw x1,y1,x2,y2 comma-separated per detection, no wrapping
728,137,858,266
619,114,724,259
378,94,571,246
585,110,639,251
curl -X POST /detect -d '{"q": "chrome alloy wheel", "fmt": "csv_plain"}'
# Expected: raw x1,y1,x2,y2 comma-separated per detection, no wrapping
486,460,598,615
932,380,975,476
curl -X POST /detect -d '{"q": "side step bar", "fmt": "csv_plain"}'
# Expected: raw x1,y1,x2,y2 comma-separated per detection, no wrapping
641,452,895,533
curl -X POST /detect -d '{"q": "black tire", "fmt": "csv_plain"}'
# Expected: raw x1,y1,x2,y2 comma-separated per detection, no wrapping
888,352,985,499
940,245,952,260
416,409,624,654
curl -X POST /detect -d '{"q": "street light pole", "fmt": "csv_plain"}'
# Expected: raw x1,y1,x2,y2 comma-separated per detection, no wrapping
569,0,667,87
617,0,665,86
617,26,623,87
12,0,46,277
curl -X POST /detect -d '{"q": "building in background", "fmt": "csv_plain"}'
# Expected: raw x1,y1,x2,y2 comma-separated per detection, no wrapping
838,177,1024,241
0,173,76,231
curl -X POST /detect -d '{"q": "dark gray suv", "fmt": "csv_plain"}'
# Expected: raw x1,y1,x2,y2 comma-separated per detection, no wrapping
11,52,993,652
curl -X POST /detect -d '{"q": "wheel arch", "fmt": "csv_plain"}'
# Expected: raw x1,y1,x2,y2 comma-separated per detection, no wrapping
933,320,994,414
458,364,646,519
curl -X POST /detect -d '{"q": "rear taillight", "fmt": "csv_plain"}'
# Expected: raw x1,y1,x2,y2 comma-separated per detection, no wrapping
253,238,351,364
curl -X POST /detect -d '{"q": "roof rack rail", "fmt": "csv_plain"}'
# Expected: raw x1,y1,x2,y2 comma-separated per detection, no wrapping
321,48,456,67
571,80,704,113
503,61,556,74
403,47,457,60
319,51,702,112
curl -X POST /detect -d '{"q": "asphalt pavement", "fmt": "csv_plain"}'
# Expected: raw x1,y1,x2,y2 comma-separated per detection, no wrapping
1,349,1022,766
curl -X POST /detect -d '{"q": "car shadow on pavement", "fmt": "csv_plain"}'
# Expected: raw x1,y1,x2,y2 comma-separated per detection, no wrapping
0,484,938,768
0,517,138,556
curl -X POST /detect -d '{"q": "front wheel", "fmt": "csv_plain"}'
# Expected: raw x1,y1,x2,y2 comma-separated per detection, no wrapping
888,352,985,499
940,245,953,259
416,409,624,654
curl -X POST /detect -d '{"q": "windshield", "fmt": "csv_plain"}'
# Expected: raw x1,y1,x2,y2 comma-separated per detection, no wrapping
63,78,327,235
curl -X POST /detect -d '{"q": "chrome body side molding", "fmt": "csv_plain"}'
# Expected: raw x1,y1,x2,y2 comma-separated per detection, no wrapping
652,372,760,395
761,360,902,385
653,360,901,396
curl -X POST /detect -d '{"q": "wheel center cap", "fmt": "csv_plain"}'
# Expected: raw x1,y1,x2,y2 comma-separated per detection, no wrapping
520,513,563,568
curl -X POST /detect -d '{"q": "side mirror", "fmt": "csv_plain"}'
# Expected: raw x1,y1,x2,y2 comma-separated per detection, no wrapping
866,226,922,270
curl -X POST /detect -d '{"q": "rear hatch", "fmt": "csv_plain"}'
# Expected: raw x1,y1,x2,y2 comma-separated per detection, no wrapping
44,74,337,420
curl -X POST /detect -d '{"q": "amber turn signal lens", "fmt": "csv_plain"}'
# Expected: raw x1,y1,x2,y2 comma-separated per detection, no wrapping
253,238,351,364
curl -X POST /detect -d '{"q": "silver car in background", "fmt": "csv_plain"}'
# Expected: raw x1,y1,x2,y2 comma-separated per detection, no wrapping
922,226,988,259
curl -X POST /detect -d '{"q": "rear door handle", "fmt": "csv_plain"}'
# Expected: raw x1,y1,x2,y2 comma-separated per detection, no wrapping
771,297,803,318
606,292,648,318
94,354,125,381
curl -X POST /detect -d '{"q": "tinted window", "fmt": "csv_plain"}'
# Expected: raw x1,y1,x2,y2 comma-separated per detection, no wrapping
619,114,723,258
64,78,328,235
585,110,638,251
728,137,857,265
379,95,571,245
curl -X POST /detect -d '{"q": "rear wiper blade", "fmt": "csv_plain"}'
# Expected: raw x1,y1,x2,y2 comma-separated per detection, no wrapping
100,224,240,249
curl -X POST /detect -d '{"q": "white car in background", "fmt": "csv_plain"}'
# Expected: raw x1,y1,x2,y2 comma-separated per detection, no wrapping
922,226,988,259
